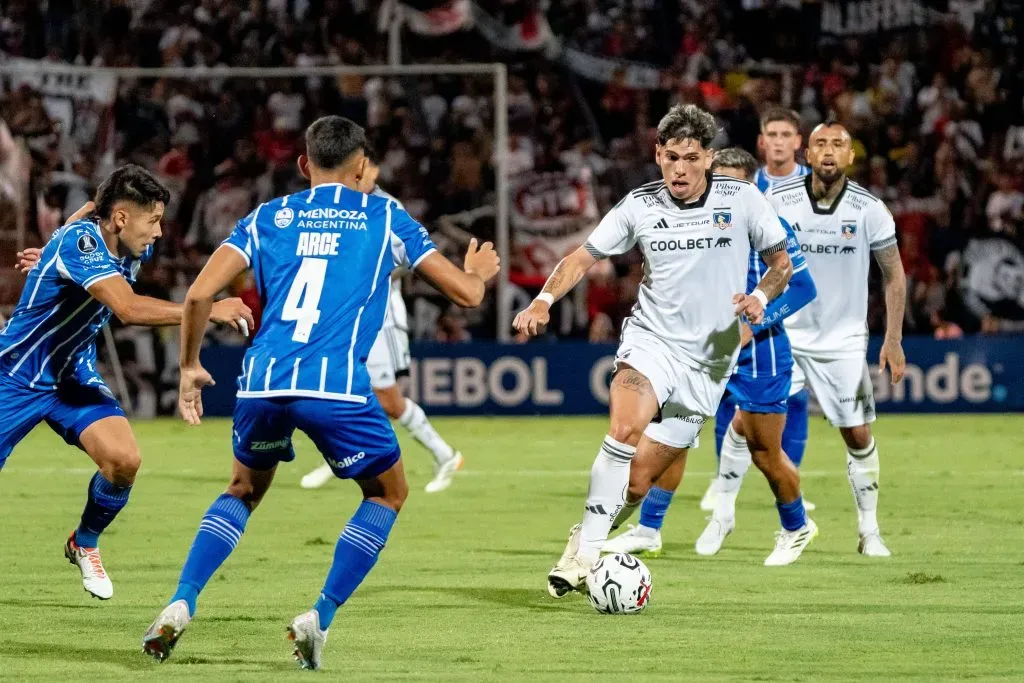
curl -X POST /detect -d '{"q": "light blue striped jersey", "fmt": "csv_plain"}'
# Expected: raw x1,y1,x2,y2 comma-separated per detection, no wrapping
735,217,806,378
224,183,436,404
754,164,811,194
0,219,150,389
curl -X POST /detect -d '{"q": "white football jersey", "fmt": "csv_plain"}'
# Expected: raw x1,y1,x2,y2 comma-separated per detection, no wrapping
766,176,897,359
372,185,411,331
587,175,789,377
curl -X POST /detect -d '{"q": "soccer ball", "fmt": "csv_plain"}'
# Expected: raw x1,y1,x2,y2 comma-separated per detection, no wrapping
585,552,652,614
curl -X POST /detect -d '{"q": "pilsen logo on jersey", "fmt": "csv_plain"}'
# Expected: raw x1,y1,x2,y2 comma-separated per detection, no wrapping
274,207,295,228
712,211,732,229
841,222,857,239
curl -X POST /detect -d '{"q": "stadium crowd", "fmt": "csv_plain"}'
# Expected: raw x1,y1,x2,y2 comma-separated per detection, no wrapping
1,0,1023,351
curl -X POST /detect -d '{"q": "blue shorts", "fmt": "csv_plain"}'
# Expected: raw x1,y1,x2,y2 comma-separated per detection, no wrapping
0,376,126,470
724,370,792,414
232,395,400,480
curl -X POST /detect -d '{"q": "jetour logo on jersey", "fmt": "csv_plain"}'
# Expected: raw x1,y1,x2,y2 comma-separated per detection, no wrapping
274,207,295,228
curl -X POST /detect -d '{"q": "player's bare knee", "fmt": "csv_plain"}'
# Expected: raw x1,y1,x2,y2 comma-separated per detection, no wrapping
99,444,141,485
606,420,644,446
840,425,872,450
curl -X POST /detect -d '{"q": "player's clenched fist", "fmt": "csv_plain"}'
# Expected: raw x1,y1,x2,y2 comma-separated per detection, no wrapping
210,298,255,335
733,291,766,325
463,238,500,283
513,299,550,337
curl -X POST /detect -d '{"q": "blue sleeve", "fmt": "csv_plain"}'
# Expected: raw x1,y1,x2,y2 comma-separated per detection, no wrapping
750,218,816,333
56,222,122,290
750,266,816,333
389,202,436,269
220,206,260,267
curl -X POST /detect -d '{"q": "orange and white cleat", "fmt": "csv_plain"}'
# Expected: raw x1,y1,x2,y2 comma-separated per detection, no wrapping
288,610,329,670
425,451,464,493
64,532,114,600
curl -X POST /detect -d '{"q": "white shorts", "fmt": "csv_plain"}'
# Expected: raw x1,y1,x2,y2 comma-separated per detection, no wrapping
790,362,805,395
615,325,730,450
793,354,875,428
366,327,410,390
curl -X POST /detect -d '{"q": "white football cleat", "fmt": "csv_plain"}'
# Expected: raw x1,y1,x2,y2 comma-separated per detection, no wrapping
142,599,192,662
699,478,721,512
764,518,818,566
301,464,335,490
695,516,735,556
547,523,585,598
602,525,662,556
64,532,113,600
858,531,892,557
424,452,463,493
547,555,592,599
288,610,329,670
803,498,817,512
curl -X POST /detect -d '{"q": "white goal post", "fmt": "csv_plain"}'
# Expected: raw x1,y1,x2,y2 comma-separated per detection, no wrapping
0,61,513,342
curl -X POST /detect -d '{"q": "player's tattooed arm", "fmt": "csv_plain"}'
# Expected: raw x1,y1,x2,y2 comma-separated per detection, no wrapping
754,247,793,301
513,246,598,337
873,243,907,384
735,247,792,325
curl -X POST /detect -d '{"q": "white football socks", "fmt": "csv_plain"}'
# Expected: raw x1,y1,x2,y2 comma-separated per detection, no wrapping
847,438,880,535
579,436,636,562
398,399,455,466
712,424,753,522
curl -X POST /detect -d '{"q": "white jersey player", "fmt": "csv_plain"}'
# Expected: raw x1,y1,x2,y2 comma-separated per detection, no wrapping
301,171,463,493
766,120,907,557
514,104,796,596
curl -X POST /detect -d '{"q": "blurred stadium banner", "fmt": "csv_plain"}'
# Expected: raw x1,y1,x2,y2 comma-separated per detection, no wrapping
198,336,1024,417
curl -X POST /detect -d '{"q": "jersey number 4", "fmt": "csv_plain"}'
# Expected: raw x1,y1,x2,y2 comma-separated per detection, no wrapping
282,257,328,343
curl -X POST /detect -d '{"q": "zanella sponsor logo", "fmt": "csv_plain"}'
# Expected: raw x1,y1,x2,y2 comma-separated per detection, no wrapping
298,208,368,220
250,439,291,451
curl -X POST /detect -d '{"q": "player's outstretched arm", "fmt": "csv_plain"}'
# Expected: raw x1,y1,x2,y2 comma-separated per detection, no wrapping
734,248,793,325
873,244,907,384
88,273,253,331
413,238,500,308
178,245,252,425
513,246,598,337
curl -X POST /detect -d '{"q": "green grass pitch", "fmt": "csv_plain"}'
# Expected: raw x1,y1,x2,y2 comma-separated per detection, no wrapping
1,414,1022,681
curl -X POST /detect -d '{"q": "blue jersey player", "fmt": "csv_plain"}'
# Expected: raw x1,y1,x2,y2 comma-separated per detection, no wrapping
604,148,819,565
142,116,500,670
2,166,252,601
752,107,812,193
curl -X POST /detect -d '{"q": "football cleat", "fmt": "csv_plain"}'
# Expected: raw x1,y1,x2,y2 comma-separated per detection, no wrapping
288,610,329,670
858,531,892,557
695,516,735,556
764,518,818,566
602,525,662,557
424,451,464,493
142,600,192,662
547,523,585,598
547,556,592,599
65,532,113,600
300,464,335,490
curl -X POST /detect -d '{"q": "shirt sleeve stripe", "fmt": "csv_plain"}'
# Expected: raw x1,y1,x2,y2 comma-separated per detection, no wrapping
584,241,607,260
870,236,898,251
793,263,808,274
410,247,437,270
221,242,251,266
759,239,787,257
82,271,122,290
